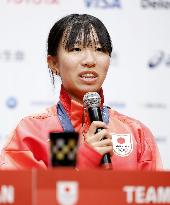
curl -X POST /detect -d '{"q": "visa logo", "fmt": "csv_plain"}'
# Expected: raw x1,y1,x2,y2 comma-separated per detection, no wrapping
84,0,121,8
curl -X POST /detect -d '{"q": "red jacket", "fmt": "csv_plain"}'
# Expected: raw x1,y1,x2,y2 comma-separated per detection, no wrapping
0,89,162,170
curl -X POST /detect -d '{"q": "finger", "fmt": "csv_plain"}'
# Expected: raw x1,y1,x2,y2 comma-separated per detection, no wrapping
86,129,108,143
86,129,112,144
95,146,113,156
91,129,108,142
94,130,112,141
87,121,107,136
92,138,112,147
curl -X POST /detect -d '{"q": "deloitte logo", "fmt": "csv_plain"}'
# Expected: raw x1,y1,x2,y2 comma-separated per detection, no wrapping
6,97,17,109
84,0,121,8
141,0,170,9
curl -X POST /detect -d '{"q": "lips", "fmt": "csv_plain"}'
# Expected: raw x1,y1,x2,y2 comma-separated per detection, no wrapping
79,71,98,79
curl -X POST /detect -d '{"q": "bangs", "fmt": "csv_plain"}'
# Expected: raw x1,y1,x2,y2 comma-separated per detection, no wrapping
62,21,112,55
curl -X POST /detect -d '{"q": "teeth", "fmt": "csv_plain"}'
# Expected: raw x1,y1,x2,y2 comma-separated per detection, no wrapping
81,73,95,78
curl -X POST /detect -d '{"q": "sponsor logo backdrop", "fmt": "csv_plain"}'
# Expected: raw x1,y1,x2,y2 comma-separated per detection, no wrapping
0,0,170,169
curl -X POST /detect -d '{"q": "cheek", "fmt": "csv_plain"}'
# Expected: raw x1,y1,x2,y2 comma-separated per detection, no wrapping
100,57,110,73
58,59,72,75
59,55,79,72
58,59,77,86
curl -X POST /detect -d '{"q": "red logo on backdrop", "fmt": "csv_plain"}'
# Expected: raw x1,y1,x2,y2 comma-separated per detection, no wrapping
56,181,79,205
7,0,59,5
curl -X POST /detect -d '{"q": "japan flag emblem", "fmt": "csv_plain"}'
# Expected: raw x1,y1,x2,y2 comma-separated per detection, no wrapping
56,181,79,205
111,133,133,157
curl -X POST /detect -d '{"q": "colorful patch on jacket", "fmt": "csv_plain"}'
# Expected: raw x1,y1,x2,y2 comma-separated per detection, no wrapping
111,133,133,157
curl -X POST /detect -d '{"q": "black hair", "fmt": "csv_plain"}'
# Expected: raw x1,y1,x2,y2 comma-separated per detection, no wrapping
47,14,112,85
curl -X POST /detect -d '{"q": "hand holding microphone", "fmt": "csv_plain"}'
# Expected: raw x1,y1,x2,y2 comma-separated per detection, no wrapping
83,92,112,170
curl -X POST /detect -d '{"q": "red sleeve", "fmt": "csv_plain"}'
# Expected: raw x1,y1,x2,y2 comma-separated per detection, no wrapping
137,123,163,170
0,118,50,169
77,143,102,169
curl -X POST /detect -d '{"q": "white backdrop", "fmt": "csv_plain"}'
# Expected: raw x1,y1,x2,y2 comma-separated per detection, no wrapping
0,0,170,169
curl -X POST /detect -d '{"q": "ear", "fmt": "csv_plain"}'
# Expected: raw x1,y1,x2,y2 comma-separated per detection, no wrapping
47,55,60,75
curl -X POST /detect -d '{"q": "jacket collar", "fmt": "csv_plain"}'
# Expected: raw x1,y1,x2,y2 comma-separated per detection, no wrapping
59,84,104,115
59,85,105,133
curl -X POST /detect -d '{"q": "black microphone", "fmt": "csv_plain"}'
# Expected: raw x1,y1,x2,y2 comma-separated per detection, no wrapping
83,92,112,170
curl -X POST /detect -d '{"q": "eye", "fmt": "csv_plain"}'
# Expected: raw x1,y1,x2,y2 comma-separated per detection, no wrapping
96,47,103,52
70,47,81,52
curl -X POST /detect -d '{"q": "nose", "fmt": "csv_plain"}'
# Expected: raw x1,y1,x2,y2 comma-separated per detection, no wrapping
81,50,96,68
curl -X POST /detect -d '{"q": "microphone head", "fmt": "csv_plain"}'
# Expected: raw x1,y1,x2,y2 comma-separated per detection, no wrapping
83,92,101,108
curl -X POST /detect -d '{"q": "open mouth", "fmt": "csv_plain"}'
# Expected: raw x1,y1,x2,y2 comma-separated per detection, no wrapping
79,71,98,79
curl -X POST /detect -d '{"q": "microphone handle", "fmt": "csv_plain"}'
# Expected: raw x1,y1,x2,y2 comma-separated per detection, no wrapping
88,107,112,170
